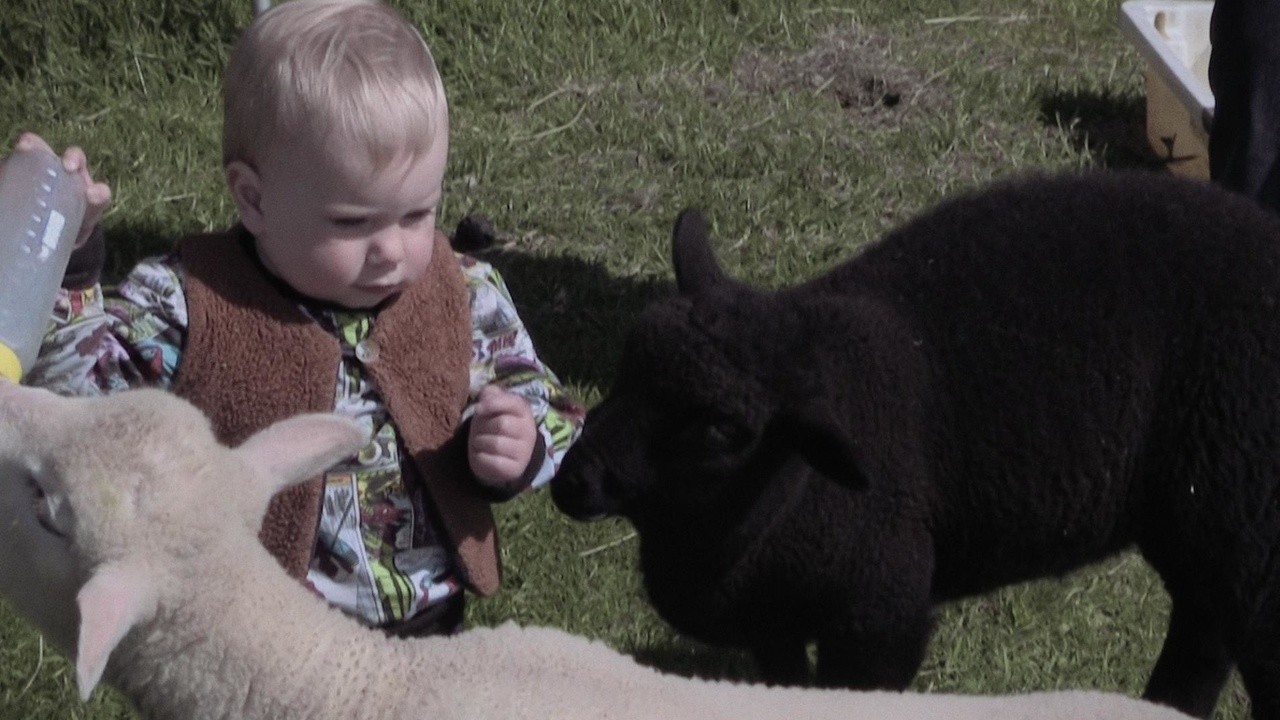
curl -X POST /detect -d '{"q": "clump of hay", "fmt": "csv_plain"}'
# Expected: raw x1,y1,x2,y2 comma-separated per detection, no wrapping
733,27,951,124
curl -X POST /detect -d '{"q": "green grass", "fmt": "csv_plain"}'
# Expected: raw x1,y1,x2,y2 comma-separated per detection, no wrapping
0,0,1252,717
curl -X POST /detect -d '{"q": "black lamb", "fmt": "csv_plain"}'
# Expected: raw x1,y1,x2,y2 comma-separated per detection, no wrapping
551,171,1280,720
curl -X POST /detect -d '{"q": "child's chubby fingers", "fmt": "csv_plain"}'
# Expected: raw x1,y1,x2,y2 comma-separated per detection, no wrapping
474,384,534,418
15,133,90,181
12,133,112,246
467,434,527,486
15,132,55,155
471,413,519,444
470,413,533,453
471,386,536,448
77,182,112,246
468,385,538,484
469,432,526,470
54,145,112,245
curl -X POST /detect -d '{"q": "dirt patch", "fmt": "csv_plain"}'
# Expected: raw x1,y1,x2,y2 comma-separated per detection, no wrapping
732,27,951,124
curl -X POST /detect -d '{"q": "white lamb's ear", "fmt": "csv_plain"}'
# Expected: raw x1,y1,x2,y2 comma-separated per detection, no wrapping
234,414,368,493
76,562,158,700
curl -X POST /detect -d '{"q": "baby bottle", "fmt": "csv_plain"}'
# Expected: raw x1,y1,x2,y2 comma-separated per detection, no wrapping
0,147,86,382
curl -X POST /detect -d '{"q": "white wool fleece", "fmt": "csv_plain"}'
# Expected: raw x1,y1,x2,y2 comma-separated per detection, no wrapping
0,382,1194,720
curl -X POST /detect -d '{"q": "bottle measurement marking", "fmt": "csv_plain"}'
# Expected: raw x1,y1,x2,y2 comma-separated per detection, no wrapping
17,162,67,260
38,212,67,260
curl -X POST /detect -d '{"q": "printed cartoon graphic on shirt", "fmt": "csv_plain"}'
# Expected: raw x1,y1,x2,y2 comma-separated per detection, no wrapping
34,250,586,626
306,312,457,626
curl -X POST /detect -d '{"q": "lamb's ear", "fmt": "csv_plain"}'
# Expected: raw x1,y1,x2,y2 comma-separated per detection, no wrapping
235,414,369,493
777,400,870,489
671,208,726,295
76,562,158,700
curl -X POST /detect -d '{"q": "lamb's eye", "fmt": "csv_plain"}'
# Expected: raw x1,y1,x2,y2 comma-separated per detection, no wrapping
693,420,753,454
704,423,740,449
27,471,73,539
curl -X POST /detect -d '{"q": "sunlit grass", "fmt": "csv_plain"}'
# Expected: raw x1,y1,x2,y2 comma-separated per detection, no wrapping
1,0,1249,717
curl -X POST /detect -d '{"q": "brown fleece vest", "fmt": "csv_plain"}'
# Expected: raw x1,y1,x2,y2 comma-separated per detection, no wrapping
170,227,501,596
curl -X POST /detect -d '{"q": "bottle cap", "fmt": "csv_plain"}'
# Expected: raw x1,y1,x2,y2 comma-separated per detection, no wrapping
0,343,22,383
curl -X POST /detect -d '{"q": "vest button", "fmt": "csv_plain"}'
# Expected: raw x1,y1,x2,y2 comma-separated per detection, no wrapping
355,339,381,364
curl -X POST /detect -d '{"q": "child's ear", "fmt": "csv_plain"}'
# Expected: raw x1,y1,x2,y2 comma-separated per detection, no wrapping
225,160,265,235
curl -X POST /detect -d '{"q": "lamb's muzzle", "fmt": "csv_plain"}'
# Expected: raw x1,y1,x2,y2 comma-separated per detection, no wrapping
550,442,615,521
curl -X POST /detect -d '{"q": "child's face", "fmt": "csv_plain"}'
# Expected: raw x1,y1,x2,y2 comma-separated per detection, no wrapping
233,132,448,309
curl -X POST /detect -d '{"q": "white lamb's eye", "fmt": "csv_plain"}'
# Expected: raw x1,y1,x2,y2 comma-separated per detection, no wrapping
29,473,73,538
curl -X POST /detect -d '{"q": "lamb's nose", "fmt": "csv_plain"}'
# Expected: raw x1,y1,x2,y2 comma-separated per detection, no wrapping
550,445,614,521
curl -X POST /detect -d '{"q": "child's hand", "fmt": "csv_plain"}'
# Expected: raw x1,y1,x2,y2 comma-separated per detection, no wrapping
467,385,538,488
13,133,111,248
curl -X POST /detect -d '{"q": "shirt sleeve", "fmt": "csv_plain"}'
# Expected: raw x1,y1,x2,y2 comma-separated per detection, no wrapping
460,254,585,491
27,255,189,397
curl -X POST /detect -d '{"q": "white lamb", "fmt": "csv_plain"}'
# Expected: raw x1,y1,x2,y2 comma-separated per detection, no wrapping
0,382,1193,720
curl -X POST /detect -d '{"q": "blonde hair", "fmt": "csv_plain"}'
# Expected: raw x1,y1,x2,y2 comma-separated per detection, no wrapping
222,0,447,169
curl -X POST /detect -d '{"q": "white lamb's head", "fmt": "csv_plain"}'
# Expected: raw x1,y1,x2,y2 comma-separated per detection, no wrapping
0,382,366,698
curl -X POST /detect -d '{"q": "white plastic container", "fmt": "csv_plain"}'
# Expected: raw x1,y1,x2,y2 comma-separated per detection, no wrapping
0,147,85,382
1119,0,1215,178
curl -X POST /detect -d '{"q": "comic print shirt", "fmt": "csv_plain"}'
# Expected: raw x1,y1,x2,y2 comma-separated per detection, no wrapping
31,251,585,627
305,311,459,625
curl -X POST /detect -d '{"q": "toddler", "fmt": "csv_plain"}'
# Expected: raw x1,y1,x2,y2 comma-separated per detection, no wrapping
22,0,583,637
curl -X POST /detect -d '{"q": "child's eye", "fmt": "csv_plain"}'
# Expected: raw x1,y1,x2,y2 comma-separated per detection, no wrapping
401,210,433,227
330,216,369,228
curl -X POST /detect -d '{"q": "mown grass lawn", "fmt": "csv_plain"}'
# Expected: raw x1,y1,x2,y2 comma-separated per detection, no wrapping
0,0,1252,717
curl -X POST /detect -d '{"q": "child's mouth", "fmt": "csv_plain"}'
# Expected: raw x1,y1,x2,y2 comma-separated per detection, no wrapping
356,280,402,294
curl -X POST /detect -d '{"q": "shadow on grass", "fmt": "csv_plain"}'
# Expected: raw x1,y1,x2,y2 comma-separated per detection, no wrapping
630,636,764,684
1037,87,1165,171
469,248,671,392
100,220,672,395
101,223,188,282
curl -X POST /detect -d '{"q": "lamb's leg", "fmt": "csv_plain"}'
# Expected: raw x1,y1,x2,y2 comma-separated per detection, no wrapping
811,536,933,690
1142,600,1233,719
1236,592,1280,720
814,618,930,689
749,634,811,686
1238,653,1280,720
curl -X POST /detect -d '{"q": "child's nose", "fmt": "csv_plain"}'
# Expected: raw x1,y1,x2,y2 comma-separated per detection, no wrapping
368,228,406,265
